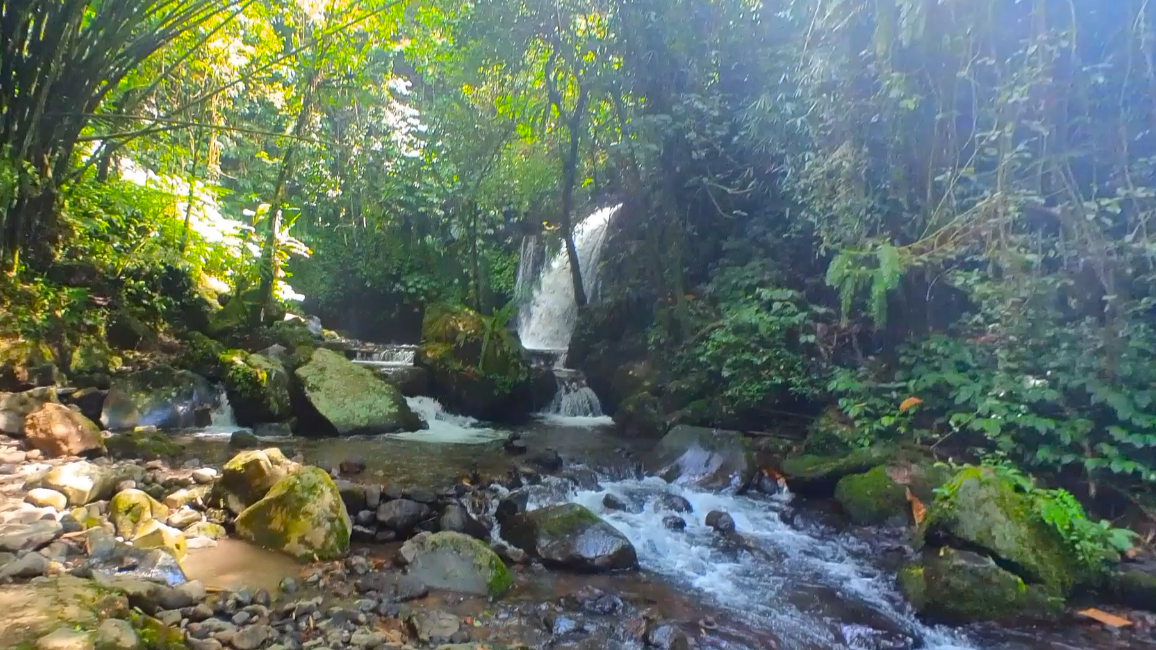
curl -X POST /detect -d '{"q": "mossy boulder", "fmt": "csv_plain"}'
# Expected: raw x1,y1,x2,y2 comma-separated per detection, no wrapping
101,366,216,431
834,466,910,525
1107,565,1156,612
418,305,532,422
398,531,513,597
211,448,301,515
924,467,1080,595
645,425,755,491
899,548,1063,623
105,430,182,462
294,348,422,435
23,403,105,458
270,319,317,354
173,332,227,381
779,446,896,496
613,393,665,438
500,504,638,572
109,489,169,539
131,520,187,561
220,350,291,426
234,466,352,562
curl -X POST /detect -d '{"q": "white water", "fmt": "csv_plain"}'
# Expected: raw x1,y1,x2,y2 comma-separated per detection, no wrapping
190,391,244,437
518,204,622,351
353,344,418,369
521,476,979,650
392,396,507,444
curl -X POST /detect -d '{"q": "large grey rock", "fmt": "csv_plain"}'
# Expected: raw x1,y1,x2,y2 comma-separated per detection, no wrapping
406,610,460,643
645,425,755,491
295,349,423,435
437,504,489,539
211,448,301,515
500,504,638,572
0,387,59,436
101,365,216,430
0,552,50,578
398,531,512,597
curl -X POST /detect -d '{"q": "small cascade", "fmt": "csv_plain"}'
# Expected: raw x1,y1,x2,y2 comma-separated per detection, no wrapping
528,349,606,420
392,396,505,444
351,344,418,369
210,391,237,428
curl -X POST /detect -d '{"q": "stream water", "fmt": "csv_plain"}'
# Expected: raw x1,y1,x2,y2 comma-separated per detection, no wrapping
173,410,1141,650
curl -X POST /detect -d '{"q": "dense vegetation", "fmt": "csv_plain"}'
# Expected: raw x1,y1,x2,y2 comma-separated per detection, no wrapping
3,0,1155,535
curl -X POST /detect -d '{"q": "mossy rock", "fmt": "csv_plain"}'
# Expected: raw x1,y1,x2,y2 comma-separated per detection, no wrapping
70,336,119,381
924,467,1080,595
613,392,665,438
105,430,182,462
295,348,422,435
901,548,1063,623
399,531,513,597
109,489,170,539
234,466,352,562
101,366,216,431
500,504,638,572
780,446,897,496
418,304,532,422
211,448,301,515
1106,565,1156,612
220,350,291,427
131,520,187,561
173,332,227,381
834,466,910,525
270,319,317,353
803,406,859,455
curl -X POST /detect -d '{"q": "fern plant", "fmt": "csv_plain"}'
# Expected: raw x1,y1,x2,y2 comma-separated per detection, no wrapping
826,242,905,327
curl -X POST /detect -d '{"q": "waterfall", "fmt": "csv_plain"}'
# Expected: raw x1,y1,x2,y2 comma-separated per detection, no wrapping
518,204,622,352
351,344,418,368
516,205,622,420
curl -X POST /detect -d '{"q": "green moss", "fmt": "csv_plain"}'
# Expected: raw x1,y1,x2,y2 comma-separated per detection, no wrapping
106,430,182,461
295,348,420,434
421,531,513,597
925,468,1079,595
803,406,859,455
918,547,1064,623
109,489,168,538
535,504,601,537
173,332,227,381
779,446,897,495
897,563,926,611
834,465,910,525
131,612,187,650
221,350,291,425
235,466,351,562
270,319,316,352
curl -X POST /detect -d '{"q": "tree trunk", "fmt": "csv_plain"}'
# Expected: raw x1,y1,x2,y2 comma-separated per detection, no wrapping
559,86,590,307
254,69,321,324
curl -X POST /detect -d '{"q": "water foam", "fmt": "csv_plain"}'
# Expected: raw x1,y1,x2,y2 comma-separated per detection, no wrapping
392,396,506,444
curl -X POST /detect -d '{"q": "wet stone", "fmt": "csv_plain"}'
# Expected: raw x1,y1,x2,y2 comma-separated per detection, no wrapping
602,494,629,512
662,515,687,531
706,510,736,534
657,494,693,514
646,623,690,650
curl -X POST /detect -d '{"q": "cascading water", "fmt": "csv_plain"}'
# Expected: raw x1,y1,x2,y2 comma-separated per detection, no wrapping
351,344,419,369
517,205,622,419
391,396,506,444
518,204,621,351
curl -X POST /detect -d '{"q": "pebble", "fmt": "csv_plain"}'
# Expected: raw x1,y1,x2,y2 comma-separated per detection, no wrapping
186,637,223,650
279,576,298,594
156,609,183,627
232,611,252,626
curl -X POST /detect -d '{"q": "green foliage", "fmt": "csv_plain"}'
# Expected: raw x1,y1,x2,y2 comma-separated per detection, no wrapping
825,244,905,327
935,461,1137,574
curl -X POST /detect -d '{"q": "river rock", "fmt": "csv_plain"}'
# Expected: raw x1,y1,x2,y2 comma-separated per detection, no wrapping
779,446,895,496
29,461,117,505
2,574,130,648
220,351,292,427
295,348,423,435
657,494,693,513
212,448,301,515
376,499,431,533
645,623,691,650
23,403,104,458
398,531,512,596
924,467,1079,594
132,519,187,560
109,489,169,538
501,504,638,572
834,466,909,525
437,504,489,539
235,466,351,562
705,510,736,534
0,387,59,436
167,507,201,530
899,547,1062,623
25,488,68,511
335,480,368,514
0,551,50,578
406,610,460,643
36,627,94,650
94,619,141,650
104,429,181,461
645,425,755,491
663,515,687,531
101,365,216,430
